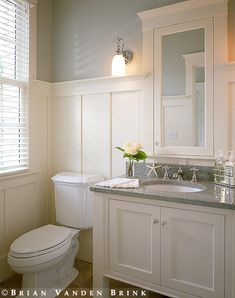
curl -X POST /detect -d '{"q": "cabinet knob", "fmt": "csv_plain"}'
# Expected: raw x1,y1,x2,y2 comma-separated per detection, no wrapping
152,218,159,224
162,221,168,228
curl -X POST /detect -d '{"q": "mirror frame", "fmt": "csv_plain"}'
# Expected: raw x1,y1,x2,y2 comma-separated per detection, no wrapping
154,18,214,157
138,0,228,158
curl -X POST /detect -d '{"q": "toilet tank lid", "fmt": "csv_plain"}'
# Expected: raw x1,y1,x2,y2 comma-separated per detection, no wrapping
51,172,104,185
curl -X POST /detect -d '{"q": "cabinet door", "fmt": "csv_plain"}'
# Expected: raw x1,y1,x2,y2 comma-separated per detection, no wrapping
161,207,224,298
109,200,161,284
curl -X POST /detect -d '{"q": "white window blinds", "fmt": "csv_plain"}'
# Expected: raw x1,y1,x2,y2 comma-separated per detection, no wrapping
0,0,30,173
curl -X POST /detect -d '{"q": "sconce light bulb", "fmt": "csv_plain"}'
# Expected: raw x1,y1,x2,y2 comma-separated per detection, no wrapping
112,53,125,76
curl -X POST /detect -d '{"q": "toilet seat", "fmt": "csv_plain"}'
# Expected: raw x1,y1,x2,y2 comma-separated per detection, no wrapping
8,225,74,267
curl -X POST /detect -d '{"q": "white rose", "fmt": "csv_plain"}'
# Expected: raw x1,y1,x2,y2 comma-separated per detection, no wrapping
123,142,132,151
133,143,142,151
122,141,143,155
125,145,138,155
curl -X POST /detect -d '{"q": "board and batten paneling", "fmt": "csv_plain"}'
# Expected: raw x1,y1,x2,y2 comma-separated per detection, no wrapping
112,91,144,177
51,75,145,179
52,95,82,173
0,172,40,282
82,93,110,178
214,63,235,156
5,182,39,245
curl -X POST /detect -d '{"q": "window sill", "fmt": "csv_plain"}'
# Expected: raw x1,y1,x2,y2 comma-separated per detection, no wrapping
0,168,40,181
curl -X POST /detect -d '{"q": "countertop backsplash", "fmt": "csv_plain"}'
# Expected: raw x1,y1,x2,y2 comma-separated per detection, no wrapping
133,161,214,182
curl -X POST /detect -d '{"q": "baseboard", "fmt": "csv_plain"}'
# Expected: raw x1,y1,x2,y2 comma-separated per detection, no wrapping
0,254,14,282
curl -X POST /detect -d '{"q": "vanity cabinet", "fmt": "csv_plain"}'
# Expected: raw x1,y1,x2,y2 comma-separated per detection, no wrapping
93,194,226,298
108,199,224,298
161,207,224,298
109,200,161,284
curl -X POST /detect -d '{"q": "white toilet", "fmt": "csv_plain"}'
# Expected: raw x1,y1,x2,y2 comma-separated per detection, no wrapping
8,172,103,297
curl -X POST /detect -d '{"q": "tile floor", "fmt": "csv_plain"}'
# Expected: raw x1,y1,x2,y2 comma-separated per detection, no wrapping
0,259,169,298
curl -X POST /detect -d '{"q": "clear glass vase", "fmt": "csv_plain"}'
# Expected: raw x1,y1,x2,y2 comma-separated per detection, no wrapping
127,159,134,178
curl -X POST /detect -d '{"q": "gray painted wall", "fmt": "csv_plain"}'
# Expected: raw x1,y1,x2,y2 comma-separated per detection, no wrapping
37,0,184,82
36,0,235,82
37,0,53,82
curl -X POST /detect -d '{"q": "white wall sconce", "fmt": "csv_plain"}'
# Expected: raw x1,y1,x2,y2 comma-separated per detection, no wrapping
111,37,133,76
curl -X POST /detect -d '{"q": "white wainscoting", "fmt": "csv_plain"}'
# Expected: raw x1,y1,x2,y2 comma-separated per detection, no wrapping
0,172,40,281
82,93,111,177
52,95,82,173
111,90,144,177
0,81,51,282
51,75,145,179
214,62,235,158
51,75,145,263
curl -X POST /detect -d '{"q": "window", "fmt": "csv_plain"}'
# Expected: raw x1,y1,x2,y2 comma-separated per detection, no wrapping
0,0,30,173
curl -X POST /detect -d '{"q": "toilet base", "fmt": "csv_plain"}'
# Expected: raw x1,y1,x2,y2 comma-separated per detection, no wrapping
15,267,78,298
11,229,80,298
43,267,79,298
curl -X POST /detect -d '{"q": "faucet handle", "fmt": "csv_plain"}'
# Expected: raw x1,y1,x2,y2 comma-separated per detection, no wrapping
178,167,183,174
162,165,171,180
190,167,198,182
163,165,171,170
175,167,184,180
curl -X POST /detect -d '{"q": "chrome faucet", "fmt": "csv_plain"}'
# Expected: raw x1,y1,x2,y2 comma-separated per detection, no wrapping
162,165,171,180
173,167,184,180
190,167,199,182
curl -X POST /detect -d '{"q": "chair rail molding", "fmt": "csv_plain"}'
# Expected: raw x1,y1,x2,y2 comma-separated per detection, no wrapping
52,74,146,98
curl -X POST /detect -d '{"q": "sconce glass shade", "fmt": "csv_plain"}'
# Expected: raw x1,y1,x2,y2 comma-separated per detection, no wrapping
112,53,125,76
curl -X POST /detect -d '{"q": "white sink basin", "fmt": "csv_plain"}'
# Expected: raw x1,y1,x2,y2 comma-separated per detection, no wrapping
144,183,205,193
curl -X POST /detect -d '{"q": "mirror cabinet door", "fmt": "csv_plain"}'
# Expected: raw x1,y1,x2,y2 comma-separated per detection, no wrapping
154,18,213,156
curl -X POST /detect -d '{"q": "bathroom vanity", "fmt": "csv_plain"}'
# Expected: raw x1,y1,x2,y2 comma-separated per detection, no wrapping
91,180,235,298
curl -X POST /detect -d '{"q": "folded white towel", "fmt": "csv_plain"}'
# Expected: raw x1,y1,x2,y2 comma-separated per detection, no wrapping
95,178,139,189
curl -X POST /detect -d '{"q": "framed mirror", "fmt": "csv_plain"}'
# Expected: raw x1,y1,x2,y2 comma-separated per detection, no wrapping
154,18,213,156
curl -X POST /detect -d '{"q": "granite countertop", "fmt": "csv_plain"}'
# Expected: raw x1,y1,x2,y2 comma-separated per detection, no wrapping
90,178,235,210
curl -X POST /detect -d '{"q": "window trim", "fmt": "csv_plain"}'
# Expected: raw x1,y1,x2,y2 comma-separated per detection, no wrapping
0,0,36,176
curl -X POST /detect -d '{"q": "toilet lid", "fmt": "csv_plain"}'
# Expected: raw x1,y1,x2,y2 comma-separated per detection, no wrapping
10,224,72,255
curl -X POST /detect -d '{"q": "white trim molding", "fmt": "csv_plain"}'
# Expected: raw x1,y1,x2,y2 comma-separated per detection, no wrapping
52,74,146,97
27,0,38,6
215,61,235,72
137,0,228,31
32,80,52,97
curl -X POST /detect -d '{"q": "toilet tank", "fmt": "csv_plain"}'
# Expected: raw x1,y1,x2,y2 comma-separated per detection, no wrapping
51,172,104,229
